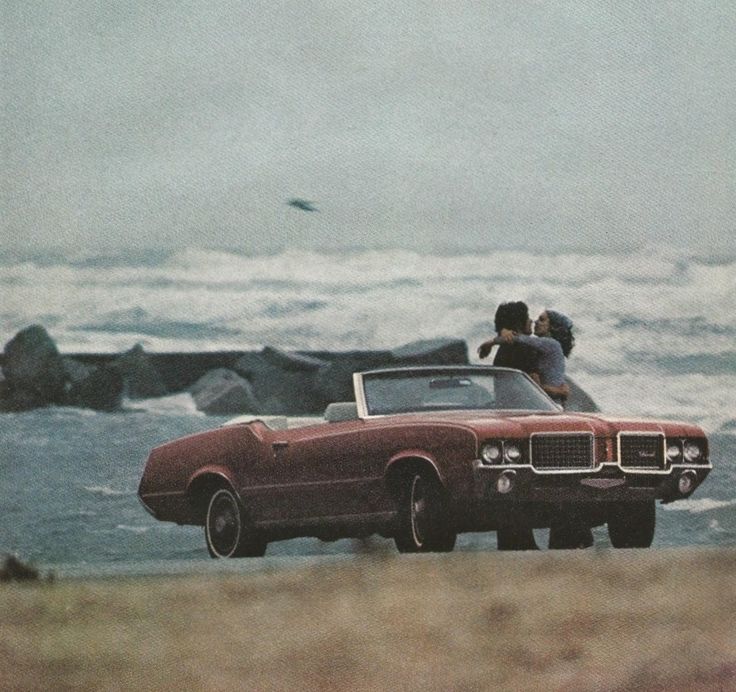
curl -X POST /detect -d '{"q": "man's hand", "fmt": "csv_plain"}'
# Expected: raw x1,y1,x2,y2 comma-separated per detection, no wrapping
477,340,494,359
499,328,515,344
543,383,570,399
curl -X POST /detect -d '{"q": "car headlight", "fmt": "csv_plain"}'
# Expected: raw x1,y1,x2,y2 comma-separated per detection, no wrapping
666,441,683,462
481,443,502,464
683,440,703,463
504,444,522,463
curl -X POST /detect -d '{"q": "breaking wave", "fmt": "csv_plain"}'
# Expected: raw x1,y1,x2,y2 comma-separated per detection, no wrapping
661,498,736,514
83,485,133,497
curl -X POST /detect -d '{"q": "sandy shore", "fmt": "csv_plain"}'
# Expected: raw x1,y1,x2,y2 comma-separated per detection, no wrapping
2,547,735,691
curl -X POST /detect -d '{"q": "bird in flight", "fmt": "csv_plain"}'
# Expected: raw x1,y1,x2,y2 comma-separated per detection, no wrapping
287,198,319,212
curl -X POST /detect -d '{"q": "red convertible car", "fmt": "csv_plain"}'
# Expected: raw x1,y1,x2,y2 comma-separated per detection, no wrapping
138,366,711,556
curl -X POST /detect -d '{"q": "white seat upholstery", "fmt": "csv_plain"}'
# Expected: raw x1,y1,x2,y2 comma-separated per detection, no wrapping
222,415,289,429
324,402,359,422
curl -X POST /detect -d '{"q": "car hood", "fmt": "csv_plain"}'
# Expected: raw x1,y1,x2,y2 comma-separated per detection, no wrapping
376,410,705,439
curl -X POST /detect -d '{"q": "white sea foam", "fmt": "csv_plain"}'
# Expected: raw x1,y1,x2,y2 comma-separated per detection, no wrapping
83,485,132,497
115,524,151,534
126,392,204,416
568,371,736,434
661,498,736,514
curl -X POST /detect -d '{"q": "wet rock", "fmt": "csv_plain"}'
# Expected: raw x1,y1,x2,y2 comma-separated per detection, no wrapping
0,554,39,582
110,344,169,399
391,338,469,366
0,380,11,412
62,357,94,384
261,346,327,372
233,349,328,415
1,325,67,410
151,352,245,392
312,351,395,403
190,368,260,415
565,376,599,412
66,363,124,411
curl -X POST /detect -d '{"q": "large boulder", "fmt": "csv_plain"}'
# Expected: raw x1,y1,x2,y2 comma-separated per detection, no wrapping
65,362,124,411
110,344,169,399
0,554,40,582
67,366,124,411
564,376,599,413
1,325,67,410
391,338,469,366
311,351,394,404
234,348,330,415
62,356,94,385
260,347,326,373
0,380,11,413
190,368,260,415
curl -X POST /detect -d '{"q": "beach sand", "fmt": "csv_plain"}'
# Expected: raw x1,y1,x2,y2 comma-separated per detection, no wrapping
2,547,735,691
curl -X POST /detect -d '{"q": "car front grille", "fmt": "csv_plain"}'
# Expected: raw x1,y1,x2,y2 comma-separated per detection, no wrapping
619,434,665,469
530,434,594,470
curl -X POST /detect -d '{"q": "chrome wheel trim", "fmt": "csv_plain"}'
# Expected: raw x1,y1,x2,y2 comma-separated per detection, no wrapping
206,489,242,558
410,475,428,548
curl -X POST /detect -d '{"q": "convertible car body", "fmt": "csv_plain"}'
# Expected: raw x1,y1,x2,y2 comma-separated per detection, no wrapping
138,366,711,556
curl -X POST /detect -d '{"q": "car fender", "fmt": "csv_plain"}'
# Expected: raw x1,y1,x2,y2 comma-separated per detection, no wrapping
385,449,446,487
186,466,238,499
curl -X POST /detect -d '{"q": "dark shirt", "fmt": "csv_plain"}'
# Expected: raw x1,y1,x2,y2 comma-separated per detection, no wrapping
493,342,540,377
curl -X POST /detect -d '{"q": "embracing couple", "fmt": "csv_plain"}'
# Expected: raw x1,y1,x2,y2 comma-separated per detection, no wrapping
478,301,594,549
478,301,574,406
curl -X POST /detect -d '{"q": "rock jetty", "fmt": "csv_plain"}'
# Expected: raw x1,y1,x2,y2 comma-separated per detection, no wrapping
0,326,472,415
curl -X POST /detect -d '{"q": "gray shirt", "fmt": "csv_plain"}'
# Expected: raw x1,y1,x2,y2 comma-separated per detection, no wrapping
512,335,566,386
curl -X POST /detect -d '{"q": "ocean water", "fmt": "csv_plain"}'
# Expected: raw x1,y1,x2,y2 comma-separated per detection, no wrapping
1,247,735,573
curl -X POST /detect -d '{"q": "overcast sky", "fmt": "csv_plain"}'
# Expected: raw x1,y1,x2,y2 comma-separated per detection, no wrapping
2,1,735,256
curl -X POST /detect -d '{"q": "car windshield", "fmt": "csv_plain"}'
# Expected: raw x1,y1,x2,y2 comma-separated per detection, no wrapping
361,368,558,416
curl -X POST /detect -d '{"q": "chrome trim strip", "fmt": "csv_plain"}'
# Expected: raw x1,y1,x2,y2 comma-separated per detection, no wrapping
475,461,598,474
669,462,713,470
473,459,711,475
138,494,157,516
255,510,396,528
353,372,369,419
241,475,384,492
140,490,186,499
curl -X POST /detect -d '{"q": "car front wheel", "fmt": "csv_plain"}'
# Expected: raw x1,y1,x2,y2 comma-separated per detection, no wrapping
205,488,267,558
607,500,656,548
394,472,456,553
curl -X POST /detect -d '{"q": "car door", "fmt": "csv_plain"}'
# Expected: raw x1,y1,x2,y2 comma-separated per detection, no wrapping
263,421,383,523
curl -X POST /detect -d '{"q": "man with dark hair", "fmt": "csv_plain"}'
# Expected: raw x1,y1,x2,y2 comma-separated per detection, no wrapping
477,301,541,551
478,301,540,383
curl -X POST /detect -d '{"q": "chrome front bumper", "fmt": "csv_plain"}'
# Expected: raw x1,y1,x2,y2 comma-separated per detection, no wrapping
471,459,712,504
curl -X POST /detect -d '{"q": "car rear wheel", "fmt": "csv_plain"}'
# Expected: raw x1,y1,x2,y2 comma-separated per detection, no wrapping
205,488,267,558
607,500,656,548
395,472,456,553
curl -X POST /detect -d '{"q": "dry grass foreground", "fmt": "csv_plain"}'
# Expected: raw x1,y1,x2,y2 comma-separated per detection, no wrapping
1,547,735,691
